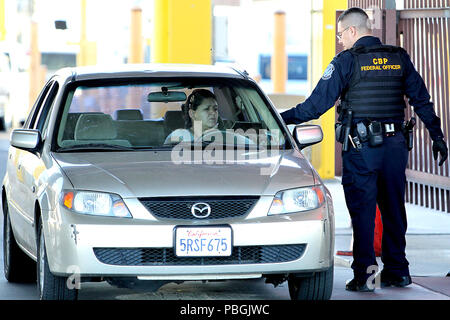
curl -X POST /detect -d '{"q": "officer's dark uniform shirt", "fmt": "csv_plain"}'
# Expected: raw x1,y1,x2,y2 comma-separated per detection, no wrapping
280,36,444,141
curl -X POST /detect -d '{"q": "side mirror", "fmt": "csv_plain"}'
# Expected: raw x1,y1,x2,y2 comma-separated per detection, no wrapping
292,124,323,149
10,129,42,152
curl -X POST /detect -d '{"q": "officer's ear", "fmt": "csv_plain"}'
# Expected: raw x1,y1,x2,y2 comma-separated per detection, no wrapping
349,25,358,37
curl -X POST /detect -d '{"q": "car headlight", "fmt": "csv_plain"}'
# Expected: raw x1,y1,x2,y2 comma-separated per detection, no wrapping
268,186,325,215
61,190,132,218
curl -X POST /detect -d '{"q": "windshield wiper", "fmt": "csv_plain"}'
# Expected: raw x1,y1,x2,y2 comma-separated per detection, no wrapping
56,143,135,152
132,146,173,150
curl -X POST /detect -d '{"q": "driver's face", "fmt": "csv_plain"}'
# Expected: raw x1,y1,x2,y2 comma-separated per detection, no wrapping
189,97,219,130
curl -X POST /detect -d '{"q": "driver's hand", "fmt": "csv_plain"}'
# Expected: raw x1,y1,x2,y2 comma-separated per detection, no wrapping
195,128,222,143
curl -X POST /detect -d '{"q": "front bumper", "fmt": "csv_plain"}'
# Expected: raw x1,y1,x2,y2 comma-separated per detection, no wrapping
42,196,334,279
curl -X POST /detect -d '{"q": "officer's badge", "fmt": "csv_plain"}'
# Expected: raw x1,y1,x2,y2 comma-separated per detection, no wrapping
322,63,335,80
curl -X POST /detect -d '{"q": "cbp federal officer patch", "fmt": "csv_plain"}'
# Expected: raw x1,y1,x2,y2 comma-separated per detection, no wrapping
322,63,335,80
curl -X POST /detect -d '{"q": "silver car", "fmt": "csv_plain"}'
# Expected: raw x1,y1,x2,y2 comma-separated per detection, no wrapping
2,64,334,300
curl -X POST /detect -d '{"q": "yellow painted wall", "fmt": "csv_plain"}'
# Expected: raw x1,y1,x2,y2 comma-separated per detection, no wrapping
309,0,347,179
77,0,97,66
152,0,212,64
152,0,169,63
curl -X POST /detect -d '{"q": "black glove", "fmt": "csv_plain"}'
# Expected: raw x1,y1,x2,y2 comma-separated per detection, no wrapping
432,139,448,166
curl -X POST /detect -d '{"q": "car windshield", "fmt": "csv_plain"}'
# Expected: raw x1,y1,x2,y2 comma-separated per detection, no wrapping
55,77,286,152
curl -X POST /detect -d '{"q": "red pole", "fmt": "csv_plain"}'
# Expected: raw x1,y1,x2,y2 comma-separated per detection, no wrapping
374,205,383,257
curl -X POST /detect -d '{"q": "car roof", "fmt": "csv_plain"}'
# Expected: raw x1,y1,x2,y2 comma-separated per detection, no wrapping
55,63,249,82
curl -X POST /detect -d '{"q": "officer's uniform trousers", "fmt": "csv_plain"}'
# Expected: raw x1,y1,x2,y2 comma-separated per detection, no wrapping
341,131,410,281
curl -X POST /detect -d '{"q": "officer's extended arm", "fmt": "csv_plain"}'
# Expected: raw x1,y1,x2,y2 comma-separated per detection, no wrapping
280,54,352,125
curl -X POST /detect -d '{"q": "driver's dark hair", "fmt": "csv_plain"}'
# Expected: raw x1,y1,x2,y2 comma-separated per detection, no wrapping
182,89,217,128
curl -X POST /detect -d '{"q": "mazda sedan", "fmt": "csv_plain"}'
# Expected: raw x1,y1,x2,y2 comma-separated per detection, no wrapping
2,64,334,300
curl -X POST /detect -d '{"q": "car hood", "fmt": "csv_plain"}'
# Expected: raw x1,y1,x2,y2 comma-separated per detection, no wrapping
52,150,316,198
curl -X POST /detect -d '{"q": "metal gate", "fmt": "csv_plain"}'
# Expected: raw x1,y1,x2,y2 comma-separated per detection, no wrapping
336,0,450,212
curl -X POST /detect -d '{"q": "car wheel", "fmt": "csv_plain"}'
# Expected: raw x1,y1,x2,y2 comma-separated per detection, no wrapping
3,200,36,283
288,265,334,300
37,216,78,300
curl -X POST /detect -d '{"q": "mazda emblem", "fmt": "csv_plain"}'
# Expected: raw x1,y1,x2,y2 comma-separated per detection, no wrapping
191,202,211,219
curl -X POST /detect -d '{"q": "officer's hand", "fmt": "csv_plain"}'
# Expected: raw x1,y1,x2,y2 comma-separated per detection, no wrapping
432,139,448,166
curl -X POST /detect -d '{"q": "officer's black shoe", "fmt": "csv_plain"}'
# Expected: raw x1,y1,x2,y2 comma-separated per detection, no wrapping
345,278,375,292
380,274,412,288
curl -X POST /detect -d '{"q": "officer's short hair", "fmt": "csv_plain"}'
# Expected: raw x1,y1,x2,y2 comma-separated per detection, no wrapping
338,7,371,33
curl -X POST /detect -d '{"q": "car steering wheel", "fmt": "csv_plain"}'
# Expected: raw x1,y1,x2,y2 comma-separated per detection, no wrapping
195,129,255,145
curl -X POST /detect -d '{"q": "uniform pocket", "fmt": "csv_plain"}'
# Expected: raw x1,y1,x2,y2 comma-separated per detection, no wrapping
341,173,354,186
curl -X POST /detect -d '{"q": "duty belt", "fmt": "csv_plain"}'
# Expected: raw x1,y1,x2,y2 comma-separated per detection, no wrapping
352,122,402,138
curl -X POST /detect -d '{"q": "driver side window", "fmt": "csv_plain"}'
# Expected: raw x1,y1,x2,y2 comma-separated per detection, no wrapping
24,82,53,129
32,81,59,134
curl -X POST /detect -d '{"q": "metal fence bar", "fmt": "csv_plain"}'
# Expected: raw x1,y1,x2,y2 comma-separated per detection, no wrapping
349,0,385,8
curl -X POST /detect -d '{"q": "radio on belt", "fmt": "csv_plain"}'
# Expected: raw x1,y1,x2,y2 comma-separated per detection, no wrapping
368,121,383,147
356,122,368,142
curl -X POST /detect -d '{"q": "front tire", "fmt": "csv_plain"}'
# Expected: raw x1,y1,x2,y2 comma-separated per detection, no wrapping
288,265,334,300
3,200,36,283
37,216,78,300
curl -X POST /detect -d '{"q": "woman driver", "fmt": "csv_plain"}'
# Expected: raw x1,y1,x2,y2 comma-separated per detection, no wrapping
165,89,219,143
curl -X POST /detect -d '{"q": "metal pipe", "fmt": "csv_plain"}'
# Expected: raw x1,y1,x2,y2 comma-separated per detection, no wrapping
272,11,287,93
129,7,143,64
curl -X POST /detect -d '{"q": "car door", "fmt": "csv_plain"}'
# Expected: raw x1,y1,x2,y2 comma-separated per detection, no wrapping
7,80,59,254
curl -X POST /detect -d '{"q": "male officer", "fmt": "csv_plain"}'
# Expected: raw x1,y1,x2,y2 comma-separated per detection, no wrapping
281,7,448,292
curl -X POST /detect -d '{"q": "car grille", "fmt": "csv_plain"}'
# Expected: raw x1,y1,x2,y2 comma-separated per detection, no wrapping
139,196,259,220
93,244,306,266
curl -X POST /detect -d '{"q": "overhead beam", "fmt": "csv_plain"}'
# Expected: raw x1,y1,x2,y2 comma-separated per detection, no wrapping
399,8,450,19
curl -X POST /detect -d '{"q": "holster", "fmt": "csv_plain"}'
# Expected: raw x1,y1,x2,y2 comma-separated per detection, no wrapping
402,117,416,151
335,123,345,143
402,126,414,151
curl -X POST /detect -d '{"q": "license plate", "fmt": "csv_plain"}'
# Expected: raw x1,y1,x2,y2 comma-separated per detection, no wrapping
175,226,232,257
